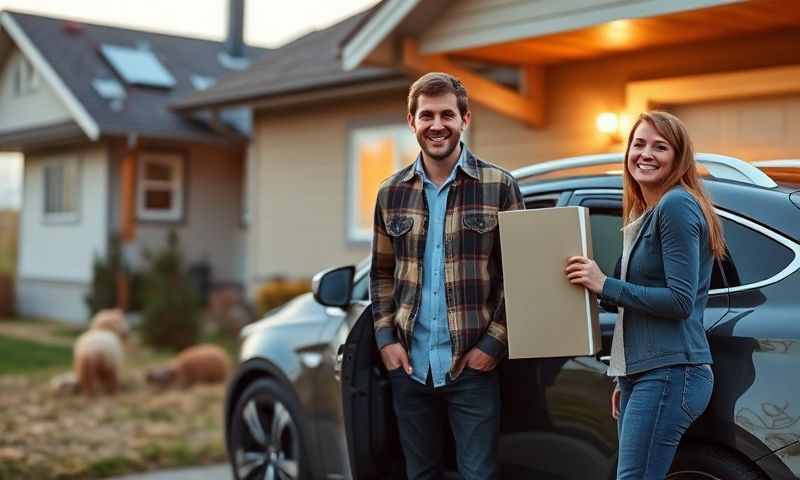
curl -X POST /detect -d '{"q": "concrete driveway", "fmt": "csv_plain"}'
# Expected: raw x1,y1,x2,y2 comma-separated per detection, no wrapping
109,464,231,480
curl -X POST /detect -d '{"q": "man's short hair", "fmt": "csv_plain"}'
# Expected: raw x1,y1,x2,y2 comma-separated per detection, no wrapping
407,72,469,118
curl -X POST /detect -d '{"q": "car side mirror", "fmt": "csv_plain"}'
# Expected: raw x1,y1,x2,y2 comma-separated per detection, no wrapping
312,265,355,308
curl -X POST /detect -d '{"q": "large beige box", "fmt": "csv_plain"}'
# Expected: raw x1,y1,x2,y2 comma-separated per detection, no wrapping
498,207,601,359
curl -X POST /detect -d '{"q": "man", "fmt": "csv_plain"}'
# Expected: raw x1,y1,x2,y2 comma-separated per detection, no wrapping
370,72,525,480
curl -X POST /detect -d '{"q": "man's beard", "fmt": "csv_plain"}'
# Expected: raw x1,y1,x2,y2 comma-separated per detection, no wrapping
416,127,461,161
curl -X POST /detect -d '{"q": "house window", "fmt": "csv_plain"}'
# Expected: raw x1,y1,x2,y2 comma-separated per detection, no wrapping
14,58,40,96
43,156,80,223
136,152,184,222
348,124,419,243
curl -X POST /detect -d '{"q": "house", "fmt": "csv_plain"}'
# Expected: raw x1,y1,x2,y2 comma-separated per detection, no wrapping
0,2,268,322
173,0,800,296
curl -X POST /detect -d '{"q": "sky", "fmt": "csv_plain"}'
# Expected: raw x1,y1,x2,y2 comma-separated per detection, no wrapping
0,0,379,208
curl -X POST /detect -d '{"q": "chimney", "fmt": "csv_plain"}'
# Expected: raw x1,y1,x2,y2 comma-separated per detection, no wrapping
225,0,245,59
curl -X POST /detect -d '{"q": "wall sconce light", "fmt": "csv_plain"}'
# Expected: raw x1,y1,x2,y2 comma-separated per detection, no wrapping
596,112,632,143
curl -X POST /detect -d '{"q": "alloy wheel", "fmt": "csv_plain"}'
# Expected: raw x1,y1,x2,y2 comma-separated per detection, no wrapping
234,396,300,480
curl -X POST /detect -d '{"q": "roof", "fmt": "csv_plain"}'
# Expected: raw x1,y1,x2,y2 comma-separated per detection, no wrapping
172,5,405,111
3,10,269,144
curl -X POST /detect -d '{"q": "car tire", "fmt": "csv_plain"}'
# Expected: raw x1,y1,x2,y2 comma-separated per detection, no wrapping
229,378,310,480
668,444,768,480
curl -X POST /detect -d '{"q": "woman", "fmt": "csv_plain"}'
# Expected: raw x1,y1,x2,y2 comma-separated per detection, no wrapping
564,111,726,479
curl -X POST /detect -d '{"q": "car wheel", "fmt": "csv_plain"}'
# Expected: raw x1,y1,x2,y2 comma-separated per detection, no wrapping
229,378,309,480
667,444,768,480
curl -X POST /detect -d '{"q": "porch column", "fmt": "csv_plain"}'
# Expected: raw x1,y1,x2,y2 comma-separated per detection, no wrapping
117,148,137,309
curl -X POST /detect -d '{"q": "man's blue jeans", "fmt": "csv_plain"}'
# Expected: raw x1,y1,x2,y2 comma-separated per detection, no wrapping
617,364,714,479
388,366,500,480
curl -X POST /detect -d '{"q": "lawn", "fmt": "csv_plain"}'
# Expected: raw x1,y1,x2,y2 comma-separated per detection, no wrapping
0,318,232,480
0,334,73,374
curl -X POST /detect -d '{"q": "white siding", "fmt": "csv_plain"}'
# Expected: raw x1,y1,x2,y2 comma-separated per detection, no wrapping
0,49,72,132
18,144,108,283
16,144,108,322
16,278,90,324
418,0,734,54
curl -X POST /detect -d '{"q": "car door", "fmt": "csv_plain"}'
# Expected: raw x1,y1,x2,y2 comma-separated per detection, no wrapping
314,265,380,479
337,283,404,479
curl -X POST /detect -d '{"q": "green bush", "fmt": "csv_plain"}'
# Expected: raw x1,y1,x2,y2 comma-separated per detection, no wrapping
84,235,126,316
140,231,200,350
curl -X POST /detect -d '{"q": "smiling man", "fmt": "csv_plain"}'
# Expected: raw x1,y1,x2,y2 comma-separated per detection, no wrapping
370,72,525,479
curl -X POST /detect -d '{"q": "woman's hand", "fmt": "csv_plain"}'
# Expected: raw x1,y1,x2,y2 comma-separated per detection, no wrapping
564,256,607,295
611,385,621,420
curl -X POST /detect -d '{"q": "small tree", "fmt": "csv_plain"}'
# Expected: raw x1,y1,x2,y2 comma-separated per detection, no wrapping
140,231,200,350
85,235,125,316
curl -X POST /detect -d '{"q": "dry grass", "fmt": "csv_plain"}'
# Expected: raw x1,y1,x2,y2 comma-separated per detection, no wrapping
0,319,230,479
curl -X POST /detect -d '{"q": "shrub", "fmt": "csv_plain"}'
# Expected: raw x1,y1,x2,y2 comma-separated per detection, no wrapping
85,235,128,316
139,231,200,350
256,276,311,316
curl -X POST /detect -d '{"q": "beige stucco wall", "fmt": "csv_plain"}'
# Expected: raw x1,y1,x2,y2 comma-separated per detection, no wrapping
128,143,246,284
249,28,800,284
0,49,72,132
247,95,406,289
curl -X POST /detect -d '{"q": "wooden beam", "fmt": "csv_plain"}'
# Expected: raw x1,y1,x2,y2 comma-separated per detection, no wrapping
402,39,545,128
120,149,136,242
626,64,800,115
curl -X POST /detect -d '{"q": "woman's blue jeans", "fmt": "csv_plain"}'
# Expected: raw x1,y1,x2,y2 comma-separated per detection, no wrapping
616,364,714,480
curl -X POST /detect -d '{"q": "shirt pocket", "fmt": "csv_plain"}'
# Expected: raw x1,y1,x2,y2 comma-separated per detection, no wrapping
462,212,497,233
386,214,419,260
460,211,498,258
387,215,413,237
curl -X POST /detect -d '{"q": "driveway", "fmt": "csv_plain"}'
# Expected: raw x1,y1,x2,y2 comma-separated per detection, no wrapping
109,464,231,480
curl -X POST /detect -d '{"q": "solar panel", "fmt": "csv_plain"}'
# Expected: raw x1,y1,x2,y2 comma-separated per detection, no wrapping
100,44,176,88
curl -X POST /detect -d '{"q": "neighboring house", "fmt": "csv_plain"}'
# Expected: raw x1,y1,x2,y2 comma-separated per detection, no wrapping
0,5,267,322
174,0,800,296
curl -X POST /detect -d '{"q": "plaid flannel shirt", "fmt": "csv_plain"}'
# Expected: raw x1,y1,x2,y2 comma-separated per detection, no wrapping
370,148,525,375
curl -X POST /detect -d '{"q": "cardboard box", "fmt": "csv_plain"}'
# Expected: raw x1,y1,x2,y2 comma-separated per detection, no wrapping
498,206,600,359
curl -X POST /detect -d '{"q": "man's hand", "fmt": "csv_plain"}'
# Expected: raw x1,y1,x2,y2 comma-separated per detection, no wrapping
457,347,498,374
611,386,621,420
380,343,412,374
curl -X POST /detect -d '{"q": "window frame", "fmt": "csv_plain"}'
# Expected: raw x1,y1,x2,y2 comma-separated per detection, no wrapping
345,122,418,245
715,209,800,293
136,150,185,223
42,155,80,224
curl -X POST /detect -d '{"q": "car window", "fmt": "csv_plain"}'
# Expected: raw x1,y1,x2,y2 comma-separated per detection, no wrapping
716,217,794,287
588,210,623,277
352,271,370,302
525,197,558,209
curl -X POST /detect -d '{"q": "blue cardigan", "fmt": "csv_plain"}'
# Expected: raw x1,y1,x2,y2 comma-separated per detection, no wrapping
601,187,714,374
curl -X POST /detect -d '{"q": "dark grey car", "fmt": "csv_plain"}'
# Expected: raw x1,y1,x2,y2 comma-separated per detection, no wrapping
224,154,800,480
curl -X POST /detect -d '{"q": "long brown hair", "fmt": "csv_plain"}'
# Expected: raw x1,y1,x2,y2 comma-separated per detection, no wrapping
623,111,726,258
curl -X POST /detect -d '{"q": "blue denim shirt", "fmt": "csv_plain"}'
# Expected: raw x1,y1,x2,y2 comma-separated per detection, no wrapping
409,146,465,387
